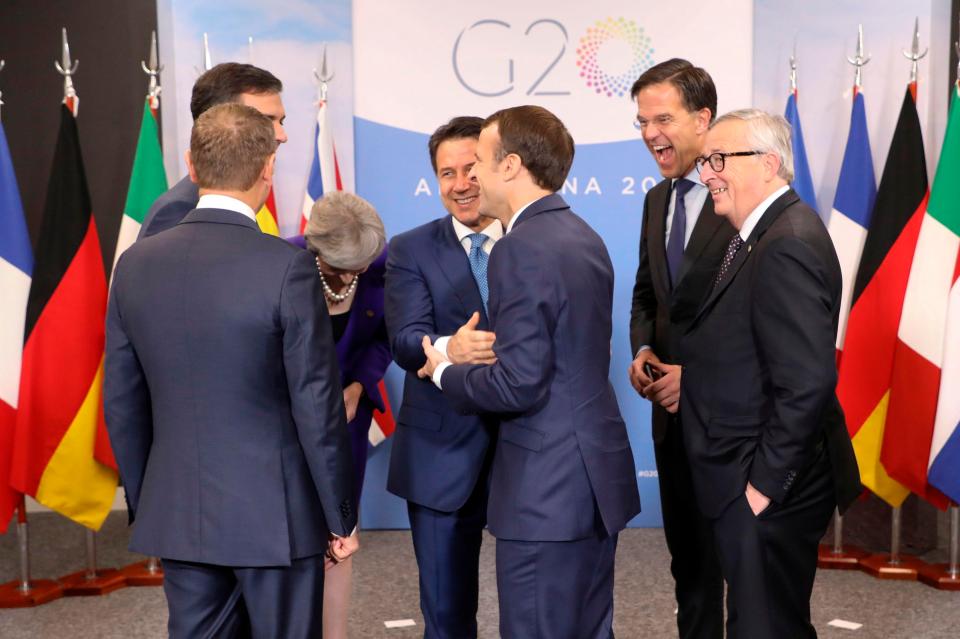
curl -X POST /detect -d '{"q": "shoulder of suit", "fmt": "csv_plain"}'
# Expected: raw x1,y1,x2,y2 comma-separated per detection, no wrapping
391,216,447,246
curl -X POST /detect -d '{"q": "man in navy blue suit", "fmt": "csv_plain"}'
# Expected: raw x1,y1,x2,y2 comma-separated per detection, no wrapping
105,103,357,639
138,62,288,240
419,106,641,639
385,116,500,638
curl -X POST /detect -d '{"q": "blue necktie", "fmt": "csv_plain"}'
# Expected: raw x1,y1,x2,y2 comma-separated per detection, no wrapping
666,178,695,287
467,233,489,314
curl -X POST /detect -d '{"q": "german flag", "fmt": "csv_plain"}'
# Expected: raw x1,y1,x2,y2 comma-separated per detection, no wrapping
10,104,117,529
836,84,930,507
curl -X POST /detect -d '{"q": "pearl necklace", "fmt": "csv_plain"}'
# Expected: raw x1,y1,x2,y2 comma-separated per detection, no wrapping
316,255,359,303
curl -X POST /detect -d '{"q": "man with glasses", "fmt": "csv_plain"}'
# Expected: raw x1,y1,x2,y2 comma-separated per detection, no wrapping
628,58,734,639
682,109,860,638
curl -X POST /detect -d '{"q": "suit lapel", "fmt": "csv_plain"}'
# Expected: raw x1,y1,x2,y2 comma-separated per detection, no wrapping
646,182,672,298
692,190,798,325
433,218,488,324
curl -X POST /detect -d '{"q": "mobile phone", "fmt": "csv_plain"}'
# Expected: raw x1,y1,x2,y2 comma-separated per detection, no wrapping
643,362,663,381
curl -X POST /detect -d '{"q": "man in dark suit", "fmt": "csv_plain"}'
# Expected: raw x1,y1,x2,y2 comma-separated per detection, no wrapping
419,106,640,639
385,116,500,638
627,59,734,639
104,103,358,639
682,109,861,638
138,62,288,239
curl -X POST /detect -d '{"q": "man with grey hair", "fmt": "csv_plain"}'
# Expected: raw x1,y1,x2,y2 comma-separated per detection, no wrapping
106,103,358,639
680,108,860,638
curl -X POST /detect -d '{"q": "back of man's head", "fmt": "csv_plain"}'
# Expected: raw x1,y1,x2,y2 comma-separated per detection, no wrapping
630,58,717,121
484,105,574,192
191,63,283,121
190,103,276,191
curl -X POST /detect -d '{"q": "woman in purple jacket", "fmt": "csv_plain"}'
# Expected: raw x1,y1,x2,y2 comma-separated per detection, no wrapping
292,191,390,638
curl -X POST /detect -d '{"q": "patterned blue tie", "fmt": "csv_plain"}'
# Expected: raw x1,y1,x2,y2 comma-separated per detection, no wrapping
467,233,489,314
666,178,695,287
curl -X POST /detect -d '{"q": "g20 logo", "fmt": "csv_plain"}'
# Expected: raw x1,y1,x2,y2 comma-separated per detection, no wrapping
452,17,654,99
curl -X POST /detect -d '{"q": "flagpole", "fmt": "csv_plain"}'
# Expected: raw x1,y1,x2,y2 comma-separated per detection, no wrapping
59,528,127,596
861,505,926,579
919,504,960,590
0,497,64,607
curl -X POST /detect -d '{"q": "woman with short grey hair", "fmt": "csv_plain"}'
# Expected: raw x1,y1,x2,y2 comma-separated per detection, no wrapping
288,190,390,639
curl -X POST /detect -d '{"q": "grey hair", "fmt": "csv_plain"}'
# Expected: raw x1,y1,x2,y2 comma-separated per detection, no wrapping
711,108,794,181
305,192,386,271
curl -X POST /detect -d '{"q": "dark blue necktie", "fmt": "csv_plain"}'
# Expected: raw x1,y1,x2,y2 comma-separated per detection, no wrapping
666,178,695,287
467,233,489,314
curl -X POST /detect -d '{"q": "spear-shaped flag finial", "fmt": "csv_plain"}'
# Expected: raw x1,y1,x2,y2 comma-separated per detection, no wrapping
846,24,871,93
313,44,334,103
902,17,928,86
141,30,164,109
54,28,80,114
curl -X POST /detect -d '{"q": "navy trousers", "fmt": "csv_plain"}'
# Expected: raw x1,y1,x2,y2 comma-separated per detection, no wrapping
407,467,489,638
495,527,618,639
162,554,325,639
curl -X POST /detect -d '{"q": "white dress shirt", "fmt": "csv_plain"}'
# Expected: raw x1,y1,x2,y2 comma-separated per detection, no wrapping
738,184,790,241
196,193,258,223
664,166,709,249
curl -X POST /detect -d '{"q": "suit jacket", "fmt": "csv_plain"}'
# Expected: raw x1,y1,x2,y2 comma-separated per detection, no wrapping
105,207,356,567
678,190,861,519
288,235,391,415
440,194,641,541
629,178,736,443
138,175,199,240
384,217,498,512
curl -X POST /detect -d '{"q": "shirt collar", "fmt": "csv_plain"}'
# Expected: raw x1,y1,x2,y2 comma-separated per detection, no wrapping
506,198,541,234
739,184,790,241
672,165,705,190
197,194,257,223
451,215,504,243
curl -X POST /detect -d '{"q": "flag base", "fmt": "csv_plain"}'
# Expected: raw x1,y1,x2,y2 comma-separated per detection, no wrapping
818,543,869,569
0,579,64,608
120,559,164,586
859,553,925,580
917,564,960,591
59,568,126,596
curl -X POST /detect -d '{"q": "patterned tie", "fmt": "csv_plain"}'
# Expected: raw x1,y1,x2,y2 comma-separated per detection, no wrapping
467,233,489,313
666,178,695,287
713,234,745,289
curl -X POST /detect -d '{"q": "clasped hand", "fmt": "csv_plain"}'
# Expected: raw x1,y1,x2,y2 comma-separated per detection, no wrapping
417,311,497,379
628,350,681,414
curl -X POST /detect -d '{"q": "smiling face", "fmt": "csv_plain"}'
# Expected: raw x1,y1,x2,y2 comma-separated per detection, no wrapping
468,124,510,221
635,82,711,179
698,119,779,230
435,137,484,230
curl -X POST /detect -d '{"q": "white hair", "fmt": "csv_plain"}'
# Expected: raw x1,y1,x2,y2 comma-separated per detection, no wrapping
711,108,794,181
305,192,386,271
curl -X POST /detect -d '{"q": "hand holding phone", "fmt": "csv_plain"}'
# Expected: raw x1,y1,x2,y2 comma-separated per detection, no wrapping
643,362,663,381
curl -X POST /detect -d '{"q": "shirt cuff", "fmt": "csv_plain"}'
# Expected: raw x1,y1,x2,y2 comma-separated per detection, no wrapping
432,361,452,390
635,345,651,359
434,335,451,359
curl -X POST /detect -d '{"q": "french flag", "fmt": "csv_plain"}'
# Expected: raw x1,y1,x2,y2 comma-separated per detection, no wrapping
0,119,32,528
828,90,876,354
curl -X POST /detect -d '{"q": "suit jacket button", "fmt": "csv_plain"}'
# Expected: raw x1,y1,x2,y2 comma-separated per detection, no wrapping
366,309,375,317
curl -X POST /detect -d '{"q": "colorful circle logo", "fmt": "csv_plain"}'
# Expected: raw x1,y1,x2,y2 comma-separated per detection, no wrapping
576,18,655,98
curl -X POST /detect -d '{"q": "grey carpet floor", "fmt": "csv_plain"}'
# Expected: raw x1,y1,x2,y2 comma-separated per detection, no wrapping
1,512,958,638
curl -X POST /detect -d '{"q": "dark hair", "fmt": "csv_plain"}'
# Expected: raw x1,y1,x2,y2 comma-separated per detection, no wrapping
190,63,283,121
630,58,717,121
190,103,276,190
483,105,574,192
428,116,483,173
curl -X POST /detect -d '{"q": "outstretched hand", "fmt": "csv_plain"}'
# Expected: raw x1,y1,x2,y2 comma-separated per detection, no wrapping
447,312,497,365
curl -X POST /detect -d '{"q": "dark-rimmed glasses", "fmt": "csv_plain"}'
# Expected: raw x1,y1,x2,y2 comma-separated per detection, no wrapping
696,151,763,173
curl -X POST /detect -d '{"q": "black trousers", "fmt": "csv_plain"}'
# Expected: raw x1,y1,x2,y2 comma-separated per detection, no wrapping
654,418,724,639
712,444,836,639
162,554,325,639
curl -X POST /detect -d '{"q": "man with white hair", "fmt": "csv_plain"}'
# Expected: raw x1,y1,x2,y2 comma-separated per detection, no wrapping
681,109,860,638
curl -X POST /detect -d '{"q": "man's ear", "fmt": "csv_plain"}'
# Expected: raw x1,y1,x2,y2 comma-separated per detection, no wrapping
694,108,712,135
185,150,199,184
262,153,277,184
501,152,522,182
762,152,781,181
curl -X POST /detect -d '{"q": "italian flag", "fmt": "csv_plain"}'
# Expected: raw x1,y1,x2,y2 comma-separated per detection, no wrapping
883,84,960,509
111,97,168,276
